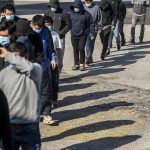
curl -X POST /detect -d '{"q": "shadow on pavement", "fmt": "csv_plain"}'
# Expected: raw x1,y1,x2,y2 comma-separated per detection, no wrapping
42,119,135,142
59,89,125,107
61,135,141,150
59,82,95,93
54,101,134,123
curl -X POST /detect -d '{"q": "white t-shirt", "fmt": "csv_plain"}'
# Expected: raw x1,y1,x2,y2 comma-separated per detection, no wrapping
51,30,62,50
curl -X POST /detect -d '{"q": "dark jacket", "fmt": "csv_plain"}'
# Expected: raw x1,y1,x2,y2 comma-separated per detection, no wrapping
84,2,101,32
70,0,91,37
0,89,12,150
45,0,71,39
39,26,56,67
119,1,126,21
109,0,121,26
99,0,114,27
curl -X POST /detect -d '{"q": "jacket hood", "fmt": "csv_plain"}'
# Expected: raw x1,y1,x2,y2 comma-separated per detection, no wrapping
47,0,60,8
70,0,84,12
100,0,110,10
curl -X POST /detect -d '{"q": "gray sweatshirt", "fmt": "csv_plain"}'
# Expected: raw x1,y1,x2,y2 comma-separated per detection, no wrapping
132,0,149,14
84,2,101,32
0,52,42,124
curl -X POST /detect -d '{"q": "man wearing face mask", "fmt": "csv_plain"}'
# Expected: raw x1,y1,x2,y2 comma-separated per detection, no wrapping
0,21,16,71
1,4,20,23
44,0,71,64
84,0,101,64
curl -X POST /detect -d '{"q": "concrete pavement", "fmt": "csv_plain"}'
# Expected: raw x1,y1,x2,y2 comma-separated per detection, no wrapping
13,1,150,149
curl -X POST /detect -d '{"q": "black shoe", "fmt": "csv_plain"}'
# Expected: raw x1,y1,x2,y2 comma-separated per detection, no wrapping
121,42,126,46
101,54,105,61
106,49,110,56
128,39,135,44
117,45,121,51
139,37,143,44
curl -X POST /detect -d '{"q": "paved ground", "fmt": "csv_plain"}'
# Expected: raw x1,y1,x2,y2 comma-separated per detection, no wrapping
14,1,150,150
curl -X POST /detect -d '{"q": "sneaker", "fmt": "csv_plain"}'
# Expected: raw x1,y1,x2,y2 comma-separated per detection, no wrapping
117,45,121,51
42,115,59,126
139,37,143,43
79,64,86,71
101,54,105,61
106,49,110,56
52,101,58,108
72,65,79,71
128,39,135,44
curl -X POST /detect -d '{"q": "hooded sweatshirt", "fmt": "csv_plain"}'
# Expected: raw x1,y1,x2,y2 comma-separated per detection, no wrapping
70,0,91,37
84,2,101,32
0,52,42,124
99,0,114,27
45,0,71,39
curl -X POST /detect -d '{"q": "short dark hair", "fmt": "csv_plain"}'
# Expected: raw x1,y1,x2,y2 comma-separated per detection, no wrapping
32,15,45,28
0,7,5,14
9,42,28,57
4,4,16,14
44,16,53,24
0,21,16,35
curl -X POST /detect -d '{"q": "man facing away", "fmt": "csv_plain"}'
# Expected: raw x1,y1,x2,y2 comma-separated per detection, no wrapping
0,42,42,149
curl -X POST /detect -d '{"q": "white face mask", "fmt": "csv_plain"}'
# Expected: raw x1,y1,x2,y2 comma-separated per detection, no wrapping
33,28,42,34
47,26,52,31
85,3,92,7
51,7,57,12
74,8,80,13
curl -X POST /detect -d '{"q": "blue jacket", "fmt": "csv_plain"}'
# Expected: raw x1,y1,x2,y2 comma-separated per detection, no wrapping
70,0,92,37
39,27,56,67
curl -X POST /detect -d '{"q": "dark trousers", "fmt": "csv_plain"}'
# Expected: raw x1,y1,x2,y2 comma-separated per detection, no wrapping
11,123,41,150
40,65,52,116
99,27,111,55
49,66,59,102
120,20,126,44
71,35,87,65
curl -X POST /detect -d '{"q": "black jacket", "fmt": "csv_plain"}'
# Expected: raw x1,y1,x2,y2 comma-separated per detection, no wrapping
99,0,114,27
119,1,126,21
0,89,13,150
45,0,71,39
70,0,91,37
109,0,121,26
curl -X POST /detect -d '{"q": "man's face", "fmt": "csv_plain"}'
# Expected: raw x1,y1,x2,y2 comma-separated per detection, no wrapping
45,22,52,27
85,0,92,4
5,9,15,16
30,22,41,30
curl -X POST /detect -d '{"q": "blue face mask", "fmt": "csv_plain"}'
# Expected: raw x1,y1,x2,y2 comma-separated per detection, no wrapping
74,8,80,13
0,36,11,47
6,15,15,21
33,28,42,34
51,7,57,12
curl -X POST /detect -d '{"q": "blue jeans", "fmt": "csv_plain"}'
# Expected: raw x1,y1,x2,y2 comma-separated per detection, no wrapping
108,20,121,49
11,123,41,150
85,32,97,57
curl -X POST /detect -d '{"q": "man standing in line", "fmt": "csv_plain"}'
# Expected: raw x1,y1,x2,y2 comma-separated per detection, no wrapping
129,0,149,44
45,0,71,66
84,0,101,64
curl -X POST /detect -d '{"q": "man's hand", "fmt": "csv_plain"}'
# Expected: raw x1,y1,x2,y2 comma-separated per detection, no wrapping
0,47,8,58
51,60,57,70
